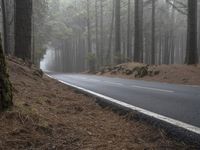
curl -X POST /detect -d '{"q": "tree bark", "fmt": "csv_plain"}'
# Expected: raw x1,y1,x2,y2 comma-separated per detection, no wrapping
198,3,200,61
127,0,132,61
170,6,175,64
1,0,8,54
185,0,198,64
134,0,143,63
87,0,91,54
95,0,100,67
100,0,104,66
14,0,32,60
151,0,155,65
106,0,115,65
115,0,121,64
0,36,13,111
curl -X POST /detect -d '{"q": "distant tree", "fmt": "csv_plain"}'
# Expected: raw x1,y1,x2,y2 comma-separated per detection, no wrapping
14,0,32,60
95,0,100,67
86,0,95,72
115,0,121,64
185,0,198,64
134,0,143,63
100,0,104,65
0,36,13,111
106,0,115,65
127,0,132,60
151,0,156,65
87,0,92,54
31,0,200,72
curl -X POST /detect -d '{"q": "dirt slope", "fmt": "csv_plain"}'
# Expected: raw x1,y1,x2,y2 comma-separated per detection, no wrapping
0,58,199,149
97,63,200,85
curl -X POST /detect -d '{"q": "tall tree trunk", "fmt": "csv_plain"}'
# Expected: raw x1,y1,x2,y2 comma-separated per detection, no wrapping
106,0,115,65
185,0,198,64
86,0,95,72
0,36,13,111
32,9,35,64
134,0,143,63
95,0,100,67
198,3,200,61
115,0,121,64
170,7,175,64
164,32,170,64
151,0,155,65
87,0,91,54
127,0,132,61
1,0,8,54
14,0,32,60
100,0,104,65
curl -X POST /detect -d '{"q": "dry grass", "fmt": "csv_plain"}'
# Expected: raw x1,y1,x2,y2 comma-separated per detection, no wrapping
0,58,199,149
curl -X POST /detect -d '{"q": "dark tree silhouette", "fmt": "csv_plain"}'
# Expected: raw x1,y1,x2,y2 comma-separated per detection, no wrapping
14,0,32,60
134,0,143,63
0,36,13,111
115,0,121,64
185,0,198,64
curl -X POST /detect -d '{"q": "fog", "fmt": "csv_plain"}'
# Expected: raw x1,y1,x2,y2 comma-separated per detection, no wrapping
40,47,56,72
31,0,200,72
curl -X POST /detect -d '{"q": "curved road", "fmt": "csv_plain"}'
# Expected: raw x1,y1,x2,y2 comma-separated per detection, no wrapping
49,73,200,128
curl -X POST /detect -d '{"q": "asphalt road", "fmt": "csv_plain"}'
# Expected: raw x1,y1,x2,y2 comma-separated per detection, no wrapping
49,73,200,128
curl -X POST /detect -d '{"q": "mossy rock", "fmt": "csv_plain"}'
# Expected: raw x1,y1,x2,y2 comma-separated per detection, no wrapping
133,66,148,78
125,69,133,75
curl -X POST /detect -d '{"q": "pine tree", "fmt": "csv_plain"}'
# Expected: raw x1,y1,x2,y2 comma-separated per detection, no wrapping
0,36,13,111
14,0,32,60
185,0,198,64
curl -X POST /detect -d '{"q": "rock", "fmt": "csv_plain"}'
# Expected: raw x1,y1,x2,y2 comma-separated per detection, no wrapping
133,66,148,78
154,70,160,75
114,66,122,71
125,69,133,75
104,66,112,72
111,70,117,74
148,70,153,76
148,68,160,76
33,69,43,78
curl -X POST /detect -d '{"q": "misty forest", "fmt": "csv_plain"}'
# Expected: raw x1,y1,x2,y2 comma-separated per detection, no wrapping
0,0,200,149
1,0,200,73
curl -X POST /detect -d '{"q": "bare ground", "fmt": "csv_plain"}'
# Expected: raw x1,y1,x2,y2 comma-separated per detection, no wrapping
0,58,199,149
97,63,200,85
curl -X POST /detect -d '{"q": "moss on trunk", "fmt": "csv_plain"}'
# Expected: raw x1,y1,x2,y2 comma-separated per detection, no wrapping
0,36,13,111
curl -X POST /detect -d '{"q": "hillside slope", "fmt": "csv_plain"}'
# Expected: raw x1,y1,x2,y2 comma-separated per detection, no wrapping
0,58,198,149
97,63,200,85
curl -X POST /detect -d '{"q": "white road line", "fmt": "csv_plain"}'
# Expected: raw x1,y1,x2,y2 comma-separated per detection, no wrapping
88,79,101,82
72,77,101,83
131,85,174,93
46,74,200,136
70,76,88,80
103,81,124,86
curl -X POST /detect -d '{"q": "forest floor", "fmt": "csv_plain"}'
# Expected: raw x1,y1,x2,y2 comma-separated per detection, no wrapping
0,57,199,150
96,63,200,85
